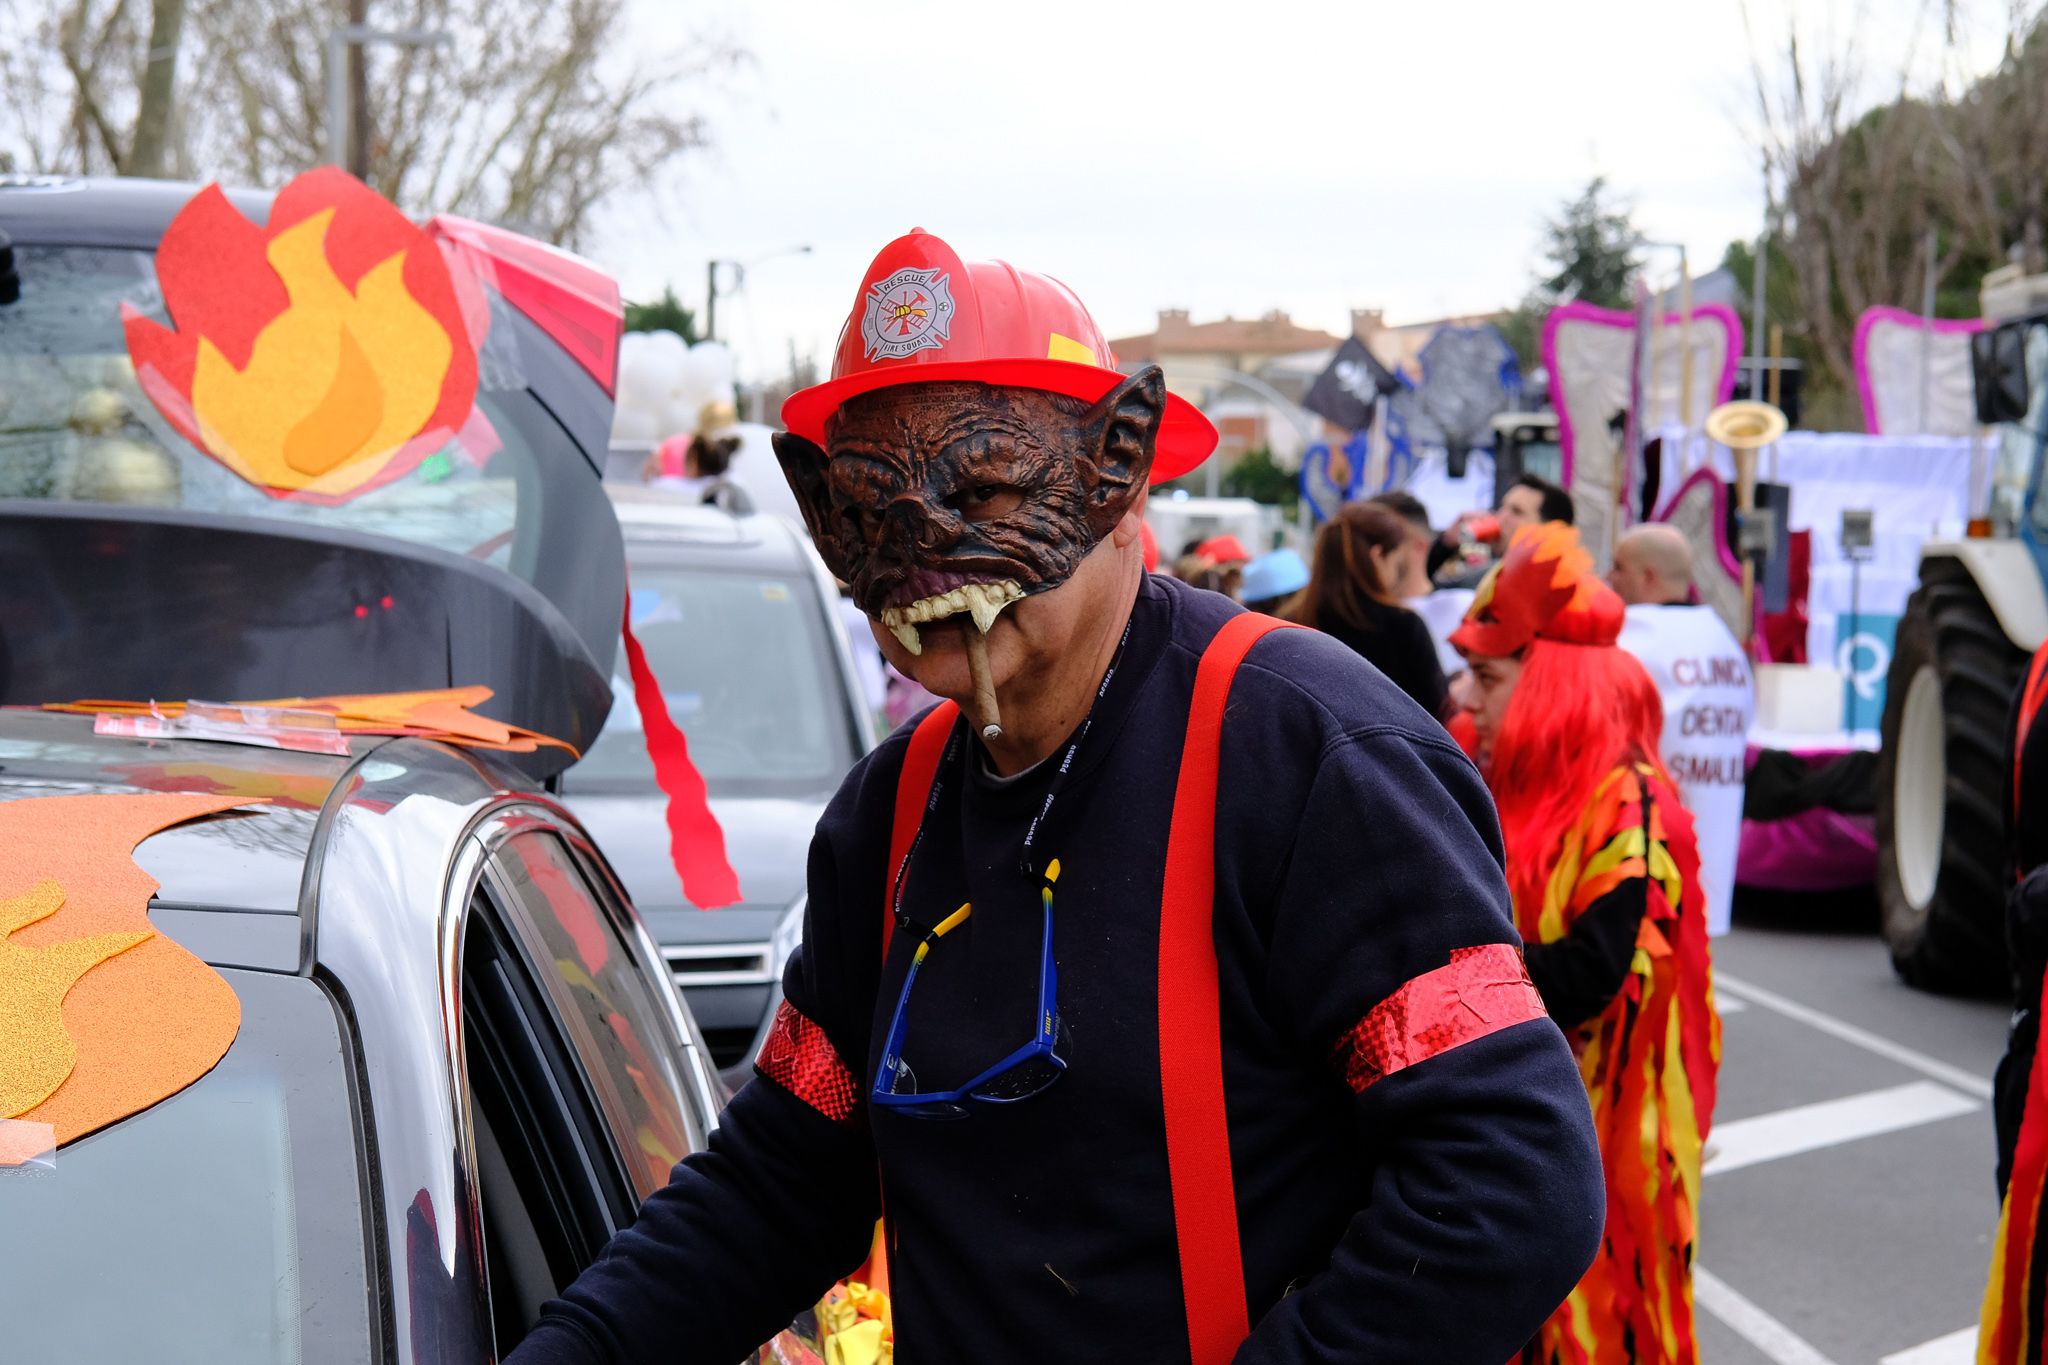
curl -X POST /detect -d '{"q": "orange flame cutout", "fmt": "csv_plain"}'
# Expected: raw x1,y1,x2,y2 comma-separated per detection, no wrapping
124,167,480,504
0,793,258,1165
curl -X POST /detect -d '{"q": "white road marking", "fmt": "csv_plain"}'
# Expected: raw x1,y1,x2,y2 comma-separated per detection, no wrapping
1693,1264,1842,1365
1704,1081,1981,1176
1714,972,1996,1100
1718,995,1749,1015
1881,1325,1980,1364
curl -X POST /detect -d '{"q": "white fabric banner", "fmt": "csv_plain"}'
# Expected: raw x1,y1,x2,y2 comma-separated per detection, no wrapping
1404,449,1495,533
1636,310,1740,435
1653,430,1977,667
1409,588,1476,679
1855,308,1982,437
1545,306,1636,566
1621,604,1756,937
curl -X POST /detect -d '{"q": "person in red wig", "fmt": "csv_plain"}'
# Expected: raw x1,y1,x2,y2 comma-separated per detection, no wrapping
1450,523,1721,1365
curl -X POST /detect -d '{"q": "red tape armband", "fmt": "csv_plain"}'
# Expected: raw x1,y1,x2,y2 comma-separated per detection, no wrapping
1331,944,1547,1095
756,1000,860,1125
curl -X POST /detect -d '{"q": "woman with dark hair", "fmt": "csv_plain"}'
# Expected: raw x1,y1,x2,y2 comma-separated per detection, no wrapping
1292,501,1448,716
645,400,747,507
1451,523,1720,1365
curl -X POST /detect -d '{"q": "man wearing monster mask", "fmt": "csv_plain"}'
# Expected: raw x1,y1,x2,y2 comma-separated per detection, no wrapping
511,232,1604,1365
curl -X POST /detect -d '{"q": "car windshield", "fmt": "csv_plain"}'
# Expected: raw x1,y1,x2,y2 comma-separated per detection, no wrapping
0,968,373,1364
571,566,856,797
0,243,564,581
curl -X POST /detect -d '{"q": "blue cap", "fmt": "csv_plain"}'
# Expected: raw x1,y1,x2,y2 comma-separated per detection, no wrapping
1241,547,1308,603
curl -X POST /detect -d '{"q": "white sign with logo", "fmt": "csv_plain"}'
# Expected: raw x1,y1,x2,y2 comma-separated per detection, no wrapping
1620,604,1756,937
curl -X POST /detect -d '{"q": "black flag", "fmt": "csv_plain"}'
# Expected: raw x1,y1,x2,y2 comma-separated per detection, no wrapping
1303,336,1401,432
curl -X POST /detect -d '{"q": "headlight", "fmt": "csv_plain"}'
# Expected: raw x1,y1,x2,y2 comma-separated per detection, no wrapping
769,893,807,986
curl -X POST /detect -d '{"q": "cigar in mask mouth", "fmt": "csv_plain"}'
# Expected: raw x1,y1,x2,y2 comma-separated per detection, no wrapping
964,625,1002,740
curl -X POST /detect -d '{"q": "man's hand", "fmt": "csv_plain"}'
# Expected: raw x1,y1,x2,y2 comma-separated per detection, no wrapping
1442,510,1494,545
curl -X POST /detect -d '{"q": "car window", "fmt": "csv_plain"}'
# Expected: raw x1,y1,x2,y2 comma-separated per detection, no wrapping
0,970,372,1365
569,566,858,797
462,896,624,1350
487,831,695,1196
0,244,558,583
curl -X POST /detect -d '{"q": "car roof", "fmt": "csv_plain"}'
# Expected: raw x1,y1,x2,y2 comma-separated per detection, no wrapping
0,708,357,913
0,173,274,247
605,486,818,575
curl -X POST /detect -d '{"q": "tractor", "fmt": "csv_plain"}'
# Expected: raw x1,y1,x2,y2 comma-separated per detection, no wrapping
1875,271,2048,992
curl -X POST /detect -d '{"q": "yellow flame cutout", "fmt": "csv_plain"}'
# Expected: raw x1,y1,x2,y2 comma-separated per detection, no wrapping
0,881,152,1119
190,207,455,483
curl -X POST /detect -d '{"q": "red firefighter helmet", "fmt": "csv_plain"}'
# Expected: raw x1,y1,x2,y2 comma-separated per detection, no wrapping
781,229,1216,483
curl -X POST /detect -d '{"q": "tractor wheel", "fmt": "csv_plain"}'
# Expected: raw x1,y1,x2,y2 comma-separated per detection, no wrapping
1875,557,2027,994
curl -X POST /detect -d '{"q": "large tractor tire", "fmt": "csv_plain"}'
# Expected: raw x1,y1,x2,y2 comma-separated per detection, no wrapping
1875,556,2027,994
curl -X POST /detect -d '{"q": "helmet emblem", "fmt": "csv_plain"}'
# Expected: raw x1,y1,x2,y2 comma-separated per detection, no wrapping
861,266,955,361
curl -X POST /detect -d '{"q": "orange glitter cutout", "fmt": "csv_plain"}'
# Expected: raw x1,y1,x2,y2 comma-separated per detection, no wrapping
0,793,257,1166
0,881,152,1118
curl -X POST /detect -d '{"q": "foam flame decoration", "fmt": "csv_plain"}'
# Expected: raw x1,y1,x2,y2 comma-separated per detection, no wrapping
0,793,257,1166
124,167,481,504
1452,522,1622,657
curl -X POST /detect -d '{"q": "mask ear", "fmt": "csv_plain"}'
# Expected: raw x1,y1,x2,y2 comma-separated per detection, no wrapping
1075,365,1164,535
772,431,859,580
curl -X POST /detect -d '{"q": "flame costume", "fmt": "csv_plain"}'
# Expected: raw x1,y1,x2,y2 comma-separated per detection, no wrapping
1452,526,1721,1365
1977,642,2048,1363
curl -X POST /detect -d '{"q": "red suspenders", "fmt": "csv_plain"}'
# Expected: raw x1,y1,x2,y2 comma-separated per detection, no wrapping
884,698,960,959
882,612,1287,1363
1157,612,1280,1358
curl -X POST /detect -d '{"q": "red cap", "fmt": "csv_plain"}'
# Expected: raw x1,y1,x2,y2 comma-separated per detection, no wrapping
1450,523,1624,657
782,229,1216,483
1195,534,1251,565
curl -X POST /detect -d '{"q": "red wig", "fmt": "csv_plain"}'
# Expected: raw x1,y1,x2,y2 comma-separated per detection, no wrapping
1489,639,1667,917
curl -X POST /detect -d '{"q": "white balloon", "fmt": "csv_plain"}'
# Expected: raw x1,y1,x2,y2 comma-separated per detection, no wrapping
616,332,682,403
614,330,697,441
675,341,736,416
654,398,695,442
611,406,658,443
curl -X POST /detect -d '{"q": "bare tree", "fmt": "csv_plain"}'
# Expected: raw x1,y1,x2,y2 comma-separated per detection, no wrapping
0,0,739,247
1740,1,2048,396
128,0,186,176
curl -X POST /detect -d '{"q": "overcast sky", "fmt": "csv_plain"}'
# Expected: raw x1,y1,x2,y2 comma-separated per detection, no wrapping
591,0,2004,387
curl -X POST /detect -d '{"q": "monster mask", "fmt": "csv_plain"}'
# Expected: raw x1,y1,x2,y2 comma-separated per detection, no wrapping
770,367,1165,656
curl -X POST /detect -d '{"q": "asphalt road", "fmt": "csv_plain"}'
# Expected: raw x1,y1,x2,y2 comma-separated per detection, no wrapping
1695,905,2013,1364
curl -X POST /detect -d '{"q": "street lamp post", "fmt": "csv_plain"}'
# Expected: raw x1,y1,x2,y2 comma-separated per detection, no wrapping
704,245,812,344
326,25,452,172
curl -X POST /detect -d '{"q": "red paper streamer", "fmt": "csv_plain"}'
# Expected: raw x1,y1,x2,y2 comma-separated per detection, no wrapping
620,603,741,910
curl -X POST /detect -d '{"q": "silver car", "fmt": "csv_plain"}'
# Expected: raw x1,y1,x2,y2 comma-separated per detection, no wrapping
562,488,875,1087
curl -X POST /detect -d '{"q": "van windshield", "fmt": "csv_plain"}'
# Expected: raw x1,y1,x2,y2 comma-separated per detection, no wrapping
572,567,857,797
0,969,373,1364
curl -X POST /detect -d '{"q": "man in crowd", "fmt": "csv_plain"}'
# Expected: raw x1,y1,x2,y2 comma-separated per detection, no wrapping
1428,473,1576,580
1611,523,1755,936
509,229,1604,1364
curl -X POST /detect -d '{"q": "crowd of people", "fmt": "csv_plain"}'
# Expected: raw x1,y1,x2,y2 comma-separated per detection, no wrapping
1137,471,1742,1362
1155,472,1756,940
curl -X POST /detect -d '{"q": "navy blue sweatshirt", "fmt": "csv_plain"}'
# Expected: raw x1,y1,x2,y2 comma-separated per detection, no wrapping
513,574,1604,1364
